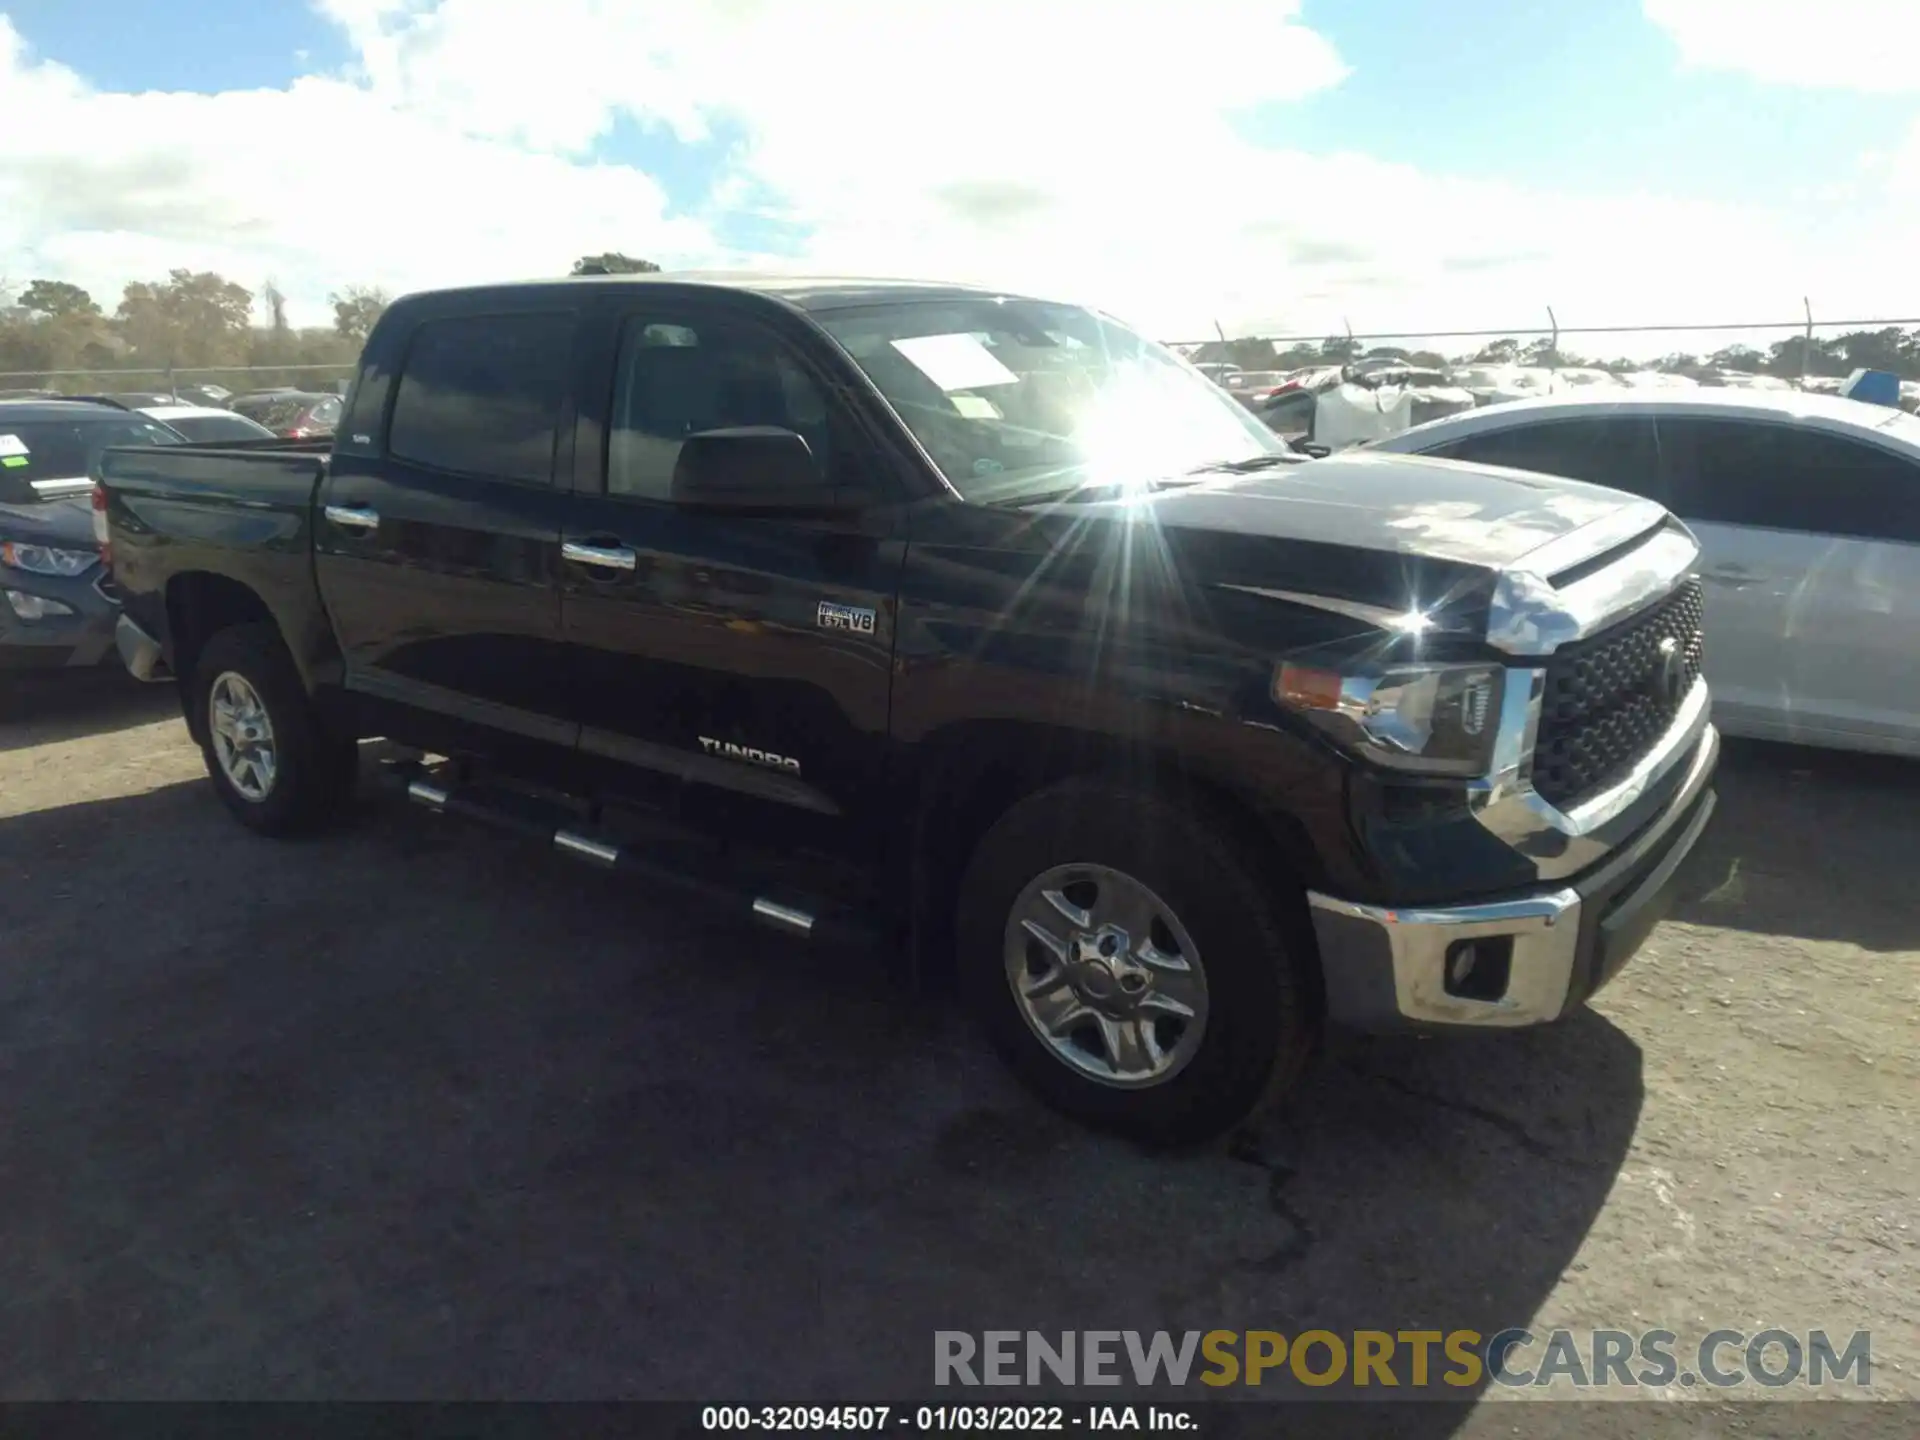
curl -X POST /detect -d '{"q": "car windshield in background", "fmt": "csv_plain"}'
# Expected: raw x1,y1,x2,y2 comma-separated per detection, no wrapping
0,416,183,493
257,398,310,429
165,413,276,443
816,299,1284,503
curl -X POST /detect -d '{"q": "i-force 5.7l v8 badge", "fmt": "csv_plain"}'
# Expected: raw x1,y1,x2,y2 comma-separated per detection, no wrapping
816,600,877,635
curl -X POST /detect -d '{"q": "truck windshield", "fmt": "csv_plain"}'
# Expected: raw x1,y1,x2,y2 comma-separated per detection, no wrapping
816,299,1285,503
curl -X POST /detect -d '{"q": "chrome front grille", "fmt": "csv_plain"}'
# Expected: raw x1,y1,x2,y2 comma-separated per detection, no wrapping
1531,579,1705,811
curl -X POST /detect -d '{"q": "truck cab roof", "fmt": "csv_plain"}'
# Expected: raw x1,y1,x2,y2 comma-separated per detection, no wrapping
406,272,1055,316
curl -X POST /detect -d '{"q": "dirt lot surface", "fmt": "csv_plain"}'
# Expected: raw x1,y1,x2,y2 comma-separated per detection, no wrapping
1,671,1914,1430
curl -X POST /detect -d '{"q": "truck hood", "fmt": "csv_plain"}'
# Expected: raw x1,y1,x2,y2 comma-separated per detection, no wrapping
0,493,94,548
1049,451,1666,641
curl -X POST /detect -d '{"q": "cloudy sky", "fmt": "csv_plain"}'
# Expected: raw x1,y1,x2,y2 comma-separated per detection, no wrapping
2,0,1918,346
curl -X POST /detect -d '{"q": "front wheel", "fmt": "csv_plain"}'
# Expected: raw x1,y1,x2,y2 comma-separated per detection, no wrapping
957,779,1319,1146
190,623,358,836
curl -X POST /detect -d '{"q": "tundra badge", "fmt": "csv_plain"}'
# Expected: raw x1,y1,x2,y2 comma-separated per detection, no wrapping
817,600,877,635
698,736,803,776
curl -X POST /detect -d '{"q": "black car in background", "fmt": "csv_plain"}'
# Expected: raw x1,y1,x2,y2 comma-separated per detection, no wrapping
0,400,183,670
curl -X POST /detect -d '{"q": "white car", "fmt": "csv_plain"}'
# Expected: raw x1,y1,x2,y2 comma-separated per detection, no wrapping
135,404,277,444
1370,388,1920,757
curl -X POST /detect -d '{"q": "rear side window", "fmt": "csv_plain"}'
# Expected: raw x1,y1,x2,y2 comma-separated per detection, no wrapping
388,312,575,484
1434,417,1667,503
1666,419,1920,542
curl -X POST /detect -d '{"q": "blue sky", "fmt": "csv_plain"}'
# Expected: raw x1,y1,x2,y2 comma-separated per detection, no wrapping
8,0,1906,221
2,0,1916,341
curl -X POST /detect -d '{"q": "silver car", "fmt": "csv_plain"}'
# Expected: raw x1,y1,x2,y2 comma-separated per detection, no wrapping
1370,389,1920,758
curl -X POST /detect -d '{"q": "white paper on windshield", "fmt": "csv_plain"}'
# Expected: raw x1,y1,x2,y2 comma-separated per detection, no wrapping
949,394,1002,420
0,434,28,457
891,334,1020,392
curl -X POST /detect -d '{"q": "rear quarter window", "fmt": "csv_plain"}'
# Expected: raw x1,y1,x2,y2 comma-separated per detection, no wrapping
386,311,576,485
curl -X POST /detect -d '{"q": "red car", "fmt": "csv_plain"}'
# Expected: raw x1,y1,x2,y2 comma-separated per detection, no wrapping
229,390,343,439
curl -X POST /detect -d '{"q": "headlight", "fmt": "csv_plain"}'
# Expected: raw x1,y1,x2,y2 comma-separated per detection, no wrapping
1275,661,1503,775
0,541,95,577
4,589,76,620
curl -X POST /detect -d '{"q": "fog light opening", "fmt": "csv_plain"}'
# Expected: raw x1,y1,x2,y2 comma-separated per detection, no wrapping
1444,935,1514,1002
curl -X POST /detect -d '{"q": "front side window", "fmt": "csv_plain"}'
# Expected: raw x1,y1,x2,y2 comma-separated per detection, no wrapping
815,298,1283,503
1668,419,1919,542
388,312,575,484
606,315,834,501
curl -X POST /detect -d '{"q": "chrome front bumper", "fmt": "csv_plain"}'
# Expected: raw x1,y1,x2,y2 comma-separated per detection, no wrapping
1308,719,1719,1030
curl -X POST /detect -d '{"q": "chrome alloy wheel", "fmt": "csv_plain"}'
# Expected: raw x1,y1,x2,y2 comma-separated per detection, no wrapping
1004,863,1209,1088
207,670,278,801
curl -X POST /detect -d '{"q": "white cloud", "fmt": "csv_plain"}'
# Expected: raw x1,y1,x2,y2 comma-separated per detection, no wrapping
0,13,723,329
1643,0,1920,92
2,1,1918,354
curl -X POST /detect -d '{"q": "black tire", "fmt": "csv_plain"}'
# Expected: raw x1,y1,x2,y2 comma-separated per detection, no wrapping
957,779,1318,1147
189,622,358,836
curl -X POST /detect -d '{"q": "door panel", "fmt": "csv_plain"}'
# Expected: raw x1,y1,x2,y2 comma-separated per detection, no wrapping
318,461,573,740
560,302,905,851
1685,521,1823,735
1787,535,1920,746
314,306,580,753
1662,416,1920,747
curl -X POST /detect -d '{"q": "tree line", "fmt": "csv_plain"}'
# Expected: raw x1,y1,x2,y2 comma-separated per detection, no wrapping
0,253,663,391
0,272,394,390
1194,326,1920,382
15,248,1909,390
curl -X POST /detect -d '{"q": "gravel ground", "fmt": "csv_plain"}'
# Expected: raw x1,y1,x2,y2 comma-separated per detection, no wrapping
0,670,1914,1431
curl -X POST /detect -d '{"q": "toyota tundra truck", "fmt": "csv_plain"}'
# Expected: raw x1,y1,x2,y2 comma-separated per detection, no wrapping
97,274,1719,1144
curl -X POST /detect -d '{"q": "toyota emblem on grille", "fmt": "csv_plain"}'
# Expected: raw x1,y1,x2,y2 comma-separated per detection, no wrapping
1655,635,1685,704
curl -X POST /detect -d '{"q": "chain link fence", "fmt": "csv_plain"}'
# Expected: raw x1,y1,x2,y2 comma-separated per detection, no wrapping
1169,308,1920,396
0,362,356,401
11,310,1920,410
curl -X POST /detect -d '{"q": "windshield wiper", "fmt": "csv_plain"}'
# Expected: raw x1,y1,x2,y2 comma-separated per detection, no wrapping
1180,453,1304,476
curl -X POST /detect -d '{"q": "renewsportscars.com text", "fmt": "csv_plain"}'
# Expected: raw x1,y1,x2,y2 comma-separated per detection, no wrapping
934,1329,1872,1391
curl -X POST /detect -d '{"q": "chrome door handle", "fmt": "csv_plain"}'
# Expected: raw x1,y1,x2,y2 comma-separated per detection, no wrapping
323,503,380,532
562,540,637,571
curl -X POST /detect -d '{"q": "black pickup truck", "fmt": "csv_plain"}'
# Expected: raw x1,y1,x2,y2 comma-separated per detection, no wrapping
98,274,1719,1144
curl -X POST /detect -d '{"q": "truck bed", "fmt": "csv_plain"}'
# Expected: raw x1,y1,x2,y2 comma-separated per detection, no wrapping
95,440,336,673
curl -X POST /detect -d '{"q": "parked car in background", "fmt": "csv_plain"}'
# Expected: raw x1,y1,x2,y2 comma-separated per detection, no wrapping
1699,371,1794,391
1451,365,1552,407
135,404,278,444
230,390,343,438
88,391,182,409
1372,389,1920,757
1220,369,1289,402
0,399,183,669
1253,361,1475,449
174,383,234,408
1618,371,1700,391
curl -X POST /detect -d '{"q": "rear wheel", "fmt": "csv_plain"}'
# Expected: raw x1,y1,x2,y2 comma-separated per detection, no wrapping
190,623,357,836
957,779,1318,1146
